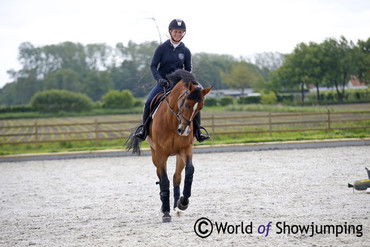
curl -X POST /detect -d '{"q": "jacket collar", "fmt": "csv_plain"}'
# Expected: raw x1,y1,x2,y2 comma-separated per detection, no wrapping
165,39,184,49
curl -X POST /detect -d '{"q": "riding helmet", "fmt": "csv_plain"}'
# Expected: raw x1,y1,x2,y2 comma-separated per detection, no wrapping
168,19,186,31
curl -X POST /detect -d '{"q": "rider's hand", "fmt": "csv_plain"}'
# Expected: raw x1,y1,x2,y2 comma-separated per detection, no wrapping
158,78,169,88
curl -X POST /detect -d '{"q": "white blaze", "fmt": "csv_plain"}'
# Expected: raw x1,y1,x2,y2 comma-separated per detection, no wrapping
182,102,198,136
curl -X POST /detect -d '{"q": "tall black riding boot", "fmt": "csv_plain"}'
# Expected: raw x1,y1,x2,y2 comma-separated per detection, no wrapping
135,106,150,141
193,112,210,143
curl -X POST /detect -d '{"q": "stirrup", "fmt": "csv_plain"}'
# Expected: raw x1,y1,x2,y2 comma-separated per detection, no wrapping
196,126,210,142
134,124,147,141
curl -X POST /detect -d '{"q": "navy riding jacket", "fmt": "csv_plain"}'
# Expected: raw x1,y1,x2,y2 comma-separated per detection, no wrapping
150,39,192,82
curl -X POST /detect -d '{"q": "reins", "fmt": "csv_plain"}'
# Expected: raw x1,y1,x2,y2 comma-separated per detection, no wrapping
163,86,192,126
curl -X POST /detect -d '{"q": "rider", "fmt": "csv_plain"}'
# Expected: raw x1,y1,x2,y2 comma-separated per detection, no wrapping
135,18,209,142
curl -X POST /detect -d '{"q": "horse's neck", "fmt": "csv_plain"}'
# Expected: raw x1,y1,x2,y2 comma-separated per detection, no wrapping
167,86,186,111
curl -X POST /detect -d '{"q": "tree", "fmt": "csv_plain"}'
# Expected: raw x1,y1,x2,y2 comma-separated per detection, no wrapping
220,61,260,95
273,42,325,104
16,41,88,79
252,52,285,81
0,69,43,105
356,38,370,85
192,53,235,89
322,37,358,102
111,41,158,97
44,69,82,92
83,70,114,101
85,43,112,71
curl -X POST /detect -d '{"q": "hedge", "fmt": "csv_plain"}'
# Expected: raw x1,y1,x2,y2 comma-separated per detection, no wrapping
219,96,234,106
30,90,94,113
237,96,261,104
102,90,135,109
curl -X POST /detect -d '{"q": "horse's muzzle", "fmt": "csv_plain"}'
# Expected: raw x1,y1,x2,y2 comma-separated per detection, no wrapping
177,123,191,136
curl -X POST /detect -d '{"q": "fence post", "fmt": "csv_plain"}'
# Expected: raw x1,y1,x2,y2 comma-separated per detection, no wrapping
34,122,39,149
211,115,215,141
95,119,99,146
268,112,272,137
327,110,331,134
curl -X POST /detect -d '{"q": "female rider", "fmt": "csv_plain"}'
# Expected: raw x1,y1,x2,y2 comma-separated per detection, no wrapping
135,18,209,142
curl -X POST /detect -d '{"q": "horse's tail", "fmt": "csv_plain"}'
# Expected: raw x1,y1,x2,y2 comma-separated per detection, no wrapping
124,126,142,155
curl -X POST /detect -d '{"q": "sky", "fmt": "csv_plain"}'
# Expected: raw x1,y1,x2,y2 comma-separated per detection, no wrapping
1,0,370,88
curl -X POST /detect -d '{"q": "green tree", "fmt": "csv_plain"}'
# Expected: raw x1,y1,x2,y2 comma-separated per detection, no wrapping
273,42,325,104
0,69,43,105
220,61,260,95
356,38,370,85
111,41,158,97
85,43,112,70
322,37,358,102
252,52,284,81
44,69,82,92
16,41,88,79
192,53,235,89
83,70,114,101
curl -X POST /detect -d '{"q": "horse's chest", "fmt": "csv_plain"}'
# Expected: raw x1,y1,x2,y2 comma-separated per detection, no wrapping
165,135,193,154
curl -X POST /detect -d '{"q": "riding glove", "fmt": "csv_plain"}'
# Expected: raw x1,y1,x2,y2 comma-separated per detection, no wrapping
158,78,169,88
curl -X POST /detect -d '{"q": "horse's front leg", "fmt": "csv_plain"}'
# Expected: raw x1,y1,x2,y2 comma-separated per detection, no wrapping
158,167,171,222
173,154,185,211
153,151,171,223
177,155,194,211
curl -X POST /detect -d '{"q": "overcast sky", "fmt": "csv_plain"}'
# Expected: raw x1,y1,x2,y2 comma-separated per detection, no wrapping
1,0,369,88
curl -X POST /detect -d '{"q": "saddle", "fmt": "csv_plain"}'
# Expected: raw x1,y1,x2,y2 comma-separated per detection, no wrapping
149,90,171,119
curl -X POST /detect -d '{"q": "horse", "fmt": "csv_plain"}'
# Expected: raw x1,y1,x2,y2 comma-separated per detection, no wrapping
126,69,213,222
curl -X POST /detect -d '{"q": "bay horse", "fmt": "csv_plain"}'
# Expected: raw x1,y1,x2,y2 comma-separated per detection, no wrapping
126,69,212,222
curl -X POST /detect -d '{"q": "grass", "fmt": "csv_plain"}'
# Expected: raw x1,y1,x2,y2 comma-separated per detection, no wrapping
1,103,370,156
0,107,143,120
1,127,369,156
224,103,370,113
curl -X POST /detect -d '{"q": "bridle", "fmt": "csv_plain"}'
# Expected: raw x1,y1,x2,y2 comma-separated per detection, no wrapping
163,87,193,128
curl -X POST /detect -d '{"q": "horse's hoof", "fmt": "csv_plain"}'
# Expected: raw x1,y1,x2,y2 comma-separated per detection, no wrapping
177,197,189,211
174,208,184,217
162,211,172,223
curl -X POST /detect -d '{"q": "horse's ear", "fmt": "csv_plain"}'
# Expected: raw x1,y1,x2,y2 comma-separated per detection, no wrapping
202,86,213,97
188,81,195,91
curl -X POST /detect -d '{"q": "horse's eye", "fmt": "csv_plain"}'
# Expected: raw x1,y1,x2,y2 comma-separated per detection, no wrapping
184,104,190,109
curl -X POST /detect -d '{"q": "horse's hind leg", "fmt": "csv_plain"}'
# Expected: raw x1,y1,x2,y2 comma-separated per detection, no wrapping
177,155,194,211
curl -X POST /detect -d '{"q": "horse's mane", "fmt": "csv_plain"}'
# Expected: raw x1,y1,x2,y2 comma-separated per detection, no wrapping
166,69,203,101
166,69,196,88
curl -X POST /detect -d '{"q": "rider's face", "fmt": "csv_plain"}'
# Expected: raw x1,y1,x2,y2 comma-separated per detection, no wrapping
170,29,185,43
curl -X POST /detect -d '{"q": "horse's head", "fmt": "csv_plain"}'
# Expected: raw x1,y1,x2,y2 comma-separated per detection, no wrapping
176,81,213,136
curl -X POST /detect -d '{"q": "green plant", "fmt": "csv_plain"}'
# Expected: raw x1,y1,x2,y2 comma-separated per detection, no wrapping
204,98,219,107
261,92,277,104
219,96,234,106
237,96,261,104
102,90,135,109
30,89,94,113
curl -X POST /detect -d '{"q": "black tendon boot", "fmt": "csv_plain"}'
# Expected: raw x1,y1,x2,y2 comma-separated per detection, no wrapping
193,112,210,143
135,106,150,141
